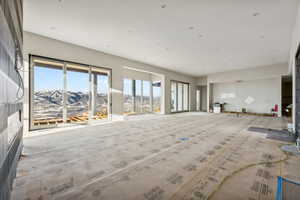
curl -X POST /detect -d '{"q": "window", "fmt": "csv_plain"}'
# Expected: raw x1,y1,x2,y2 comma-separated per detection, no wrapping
123,79,134,114
183,84,189,110
152,82,161,113
30,56,111,130
135,80,142,113
171,81,177,112
33,62,64,126
123,79,160,114
196,89,201,111
142,81,151,113
178,83,183,111
171,80,189,112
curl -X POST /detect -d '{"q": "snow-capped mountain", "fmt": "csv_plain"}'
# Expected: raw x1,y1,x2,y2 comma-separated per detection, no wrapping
34,90,107,106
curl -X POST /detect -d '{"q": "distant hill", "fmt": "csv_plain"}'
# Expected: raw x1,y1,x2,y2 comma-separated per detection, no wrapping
34,90,107,106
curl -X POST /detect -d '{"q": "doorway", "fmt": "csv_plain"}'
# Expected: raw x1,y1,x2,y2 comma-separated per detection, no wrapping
281,76,292,117
197,86,207,112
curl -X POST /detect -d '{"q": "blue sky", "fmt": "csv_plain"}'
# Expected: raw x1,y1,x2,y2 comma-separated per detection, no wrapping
35,66,160,96
34,66,108,93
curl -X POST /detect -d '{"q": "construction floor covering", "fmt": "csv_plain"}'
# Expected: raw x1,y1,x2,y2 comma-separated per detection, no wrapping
11,113,300,200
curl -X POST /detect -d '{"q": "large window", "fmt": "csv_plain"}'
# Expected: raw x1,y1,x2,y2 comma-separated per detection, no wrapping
178,83,183,111
183,84,189,110
135,80,143,113
123,79,134,114
171,81,177,112
30,56,111,130
196,89,201,111
142,81,151,113
123,79,158,114
171,80,189,112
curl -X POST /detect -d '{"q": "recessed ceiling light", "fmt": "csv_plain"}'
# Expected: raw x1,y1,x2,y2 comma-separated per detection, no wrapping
189,26,194,30
161,4,167,8
253,12,260,17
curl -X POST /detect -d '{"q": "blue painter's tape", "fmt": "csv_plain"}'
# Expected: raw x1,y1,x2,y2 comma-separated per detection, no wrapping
179,137,189,141
276,176,283,200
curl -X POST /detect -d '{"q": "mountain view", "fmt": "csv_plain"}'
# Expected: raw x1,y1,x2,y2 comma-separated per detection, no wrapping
33,90,108,121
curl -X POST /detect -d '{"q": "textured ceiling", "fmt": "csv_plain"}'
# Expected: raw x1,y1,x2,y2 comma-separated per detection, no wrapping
24,0,300,76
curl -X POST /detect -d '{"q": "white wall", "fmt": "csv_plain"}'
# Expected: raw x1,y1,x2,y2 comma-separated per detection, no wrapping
196,76,207,86
207,63,288,83
23,32,197,130
203,64,288,115
123,69,152,81
212,78,281,115
289,3,300,74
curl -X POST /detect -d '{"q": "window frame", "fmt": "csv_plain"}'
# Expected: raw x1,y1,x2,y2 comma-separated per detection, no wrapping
29,55,112,131
170,80,190,113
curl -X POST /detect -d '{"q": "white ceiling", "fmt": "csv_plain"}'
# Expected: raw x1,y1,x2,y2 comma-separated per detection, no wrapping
24,0,300,76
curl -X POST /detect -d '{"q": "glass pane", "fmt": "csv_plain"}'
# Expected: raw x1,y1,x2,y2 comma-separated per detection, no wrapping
123,79,134,114
171,82,177,112
142,81,151,113
178,83,183,111
92,72,108,120
183,84,189,110
66,67,89,123
196,90,200,111
153,82,161,113
135,80,142,113
33,65,63,126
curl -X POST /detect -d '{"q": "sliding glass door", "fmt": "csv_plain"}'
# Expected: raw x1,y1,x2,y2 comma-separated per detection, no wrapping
66,65,90,123
171,81,177,112
92,70,109,120
123,79,134,114
32,62,64,126
171,80,189,113
196,89,201,111
30,56,111,130
152,82,161,113
177,83,183,111
135,80,142,113
142,81,151,113
183,84,189,111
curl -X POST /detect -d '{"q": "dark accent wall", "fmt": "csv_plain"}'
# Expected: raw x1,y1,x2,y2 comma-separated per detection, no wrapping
0,0,23,199
296,54,300,138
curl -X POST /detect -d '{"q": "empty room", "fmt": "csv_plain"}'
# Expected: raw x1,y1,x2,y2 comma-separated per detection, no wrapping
1,0,300,199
